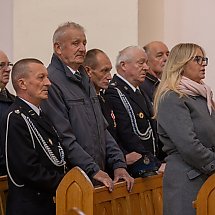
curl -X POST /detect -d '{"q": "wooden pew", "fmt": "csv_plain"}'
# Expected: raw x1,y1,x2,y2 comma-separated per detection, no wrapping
56,167,163,215
64,207,85,215
0,175,8,215
194,173,215,215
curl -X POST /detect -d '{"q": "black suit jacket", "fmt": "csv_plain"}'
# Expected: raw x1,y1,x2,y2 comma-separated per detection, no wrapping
98,92,117,139
1,97,65,215
140,73,160,103
0,88,15,175
105,75,158,156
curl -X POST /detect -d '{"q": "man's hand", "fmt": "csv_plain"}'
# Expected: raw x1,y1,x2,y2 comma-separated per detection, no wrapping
113,168,134,192
93,170,114,192
157,163,166,174
125,152,142,165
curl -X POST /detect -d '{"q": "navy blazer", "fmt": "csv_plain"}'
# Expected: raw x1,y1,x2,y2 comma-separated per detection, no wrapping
0,89,14,175
140,72,160,103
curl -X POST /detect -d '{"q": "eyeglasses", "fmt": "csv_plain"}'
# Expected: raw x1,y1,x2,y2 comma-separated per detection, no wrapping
0,62,13,70
193,56,208,66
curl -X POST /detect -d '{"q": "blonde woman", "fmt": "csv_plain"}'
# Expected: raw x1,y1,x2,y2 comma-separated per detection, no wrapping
154,43,215,215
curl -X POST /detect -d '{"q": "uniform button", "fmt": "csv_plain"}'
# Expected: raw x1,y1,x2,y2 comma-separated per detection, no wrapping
37,192,41,196
211,165,214,169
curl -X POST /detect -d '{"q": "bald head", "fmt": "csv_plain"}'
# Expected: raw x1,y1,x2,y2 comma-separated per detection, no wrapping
143,41,169,78
0,50,7,57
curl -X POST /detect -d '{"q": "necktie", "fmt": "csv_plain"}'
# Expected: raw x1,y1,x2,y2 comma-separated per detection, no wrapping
39,109,53,128
74,71,82,82
0,88,8,98
135,88,142,96
98,93,105,103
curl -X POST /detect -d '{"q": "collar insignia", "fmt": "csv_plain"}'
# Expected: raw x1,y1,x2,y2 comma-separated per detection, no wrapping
29,109,36,116
143,155,150,165
48,138,53,145
138,112,144,118
14,109,20,114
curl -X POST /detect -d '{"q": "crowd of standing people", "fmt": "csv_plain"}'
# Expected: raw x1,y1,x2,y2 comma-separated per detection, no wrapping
0,21,215,215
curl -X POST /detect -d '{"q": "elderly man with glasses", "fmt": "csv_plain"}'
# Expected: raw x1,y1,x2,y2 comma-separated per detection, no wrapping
0,50,14,176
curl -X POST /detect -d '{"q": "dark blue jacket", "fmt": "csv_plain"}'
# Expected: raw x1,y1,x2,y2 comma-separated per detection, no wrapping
0,89,14,175
2,97,65,215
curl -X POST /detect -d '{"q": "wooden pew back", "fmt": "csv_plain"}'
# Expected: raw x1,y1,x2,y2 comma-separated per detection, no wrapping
56,167,163,215
194,173,215,215
56,167,94,215
64,207,85,215
0,175,8,215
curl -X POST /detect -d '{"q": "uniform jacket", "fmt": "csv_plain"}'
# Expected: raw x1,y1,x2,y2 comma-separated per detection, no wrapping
157,91,215,215
0,88,14,175
105,74,158,156
140,72,160,103
98,92,117,141
1,97,65,215
41,54,126,178
0,88,15,122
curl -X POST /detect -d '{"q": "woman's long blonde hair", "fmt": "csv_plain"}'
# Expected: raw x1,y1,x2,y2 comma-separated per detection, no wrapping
153,43,205,118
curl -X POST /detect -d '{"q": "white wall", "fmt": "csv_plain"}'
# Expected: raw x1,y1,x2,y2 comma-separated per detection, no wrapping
139,0,164,45
163,0,215,92
0,0,13,59
13,0,138,70
1,0,215,93
0,0,13,92
139,0,215,93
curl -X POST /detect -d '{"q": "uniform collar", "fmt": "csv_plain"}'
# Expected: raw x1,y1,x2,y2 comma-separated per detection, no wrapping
19,97,40,116
146,73,160,85
67,66,78,75
116,74,137,92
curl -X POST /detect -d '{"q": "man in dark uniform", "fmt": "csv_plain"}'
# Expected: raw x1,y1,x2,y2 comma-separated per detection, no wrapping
1,58,66,215
41,22,133,191
140,41,169,103
0,50,15,176
83,48,142,165
83,49,116,139
105,46,164,177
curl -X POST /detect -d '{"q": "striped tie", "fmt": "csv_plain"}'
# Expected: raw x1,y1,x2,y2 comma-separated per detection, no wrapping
0,88,8,98
74,71,82,82
135,88,142,96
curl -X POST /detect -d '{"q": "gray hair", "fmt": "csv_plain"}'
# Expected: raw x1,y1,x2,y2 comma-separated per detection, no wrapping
115,46,144,69
53,21,85,44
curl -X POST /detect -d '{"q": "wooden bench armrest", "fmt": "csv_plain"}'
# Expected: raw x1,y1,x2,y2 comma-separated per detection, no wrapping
194,173,215,215
0,175,8,215
56,167,94,215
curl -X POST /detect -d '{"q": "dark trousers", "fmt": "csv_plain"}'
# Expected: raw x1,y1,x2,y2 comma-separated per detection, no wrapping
6,186,55,215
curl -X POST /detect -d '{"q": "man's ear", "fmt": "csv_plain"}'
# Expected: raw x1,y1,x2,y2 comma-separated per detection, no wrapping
85,66,92,78
120,61,126,71
54,42,62,55
17,78,27,90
